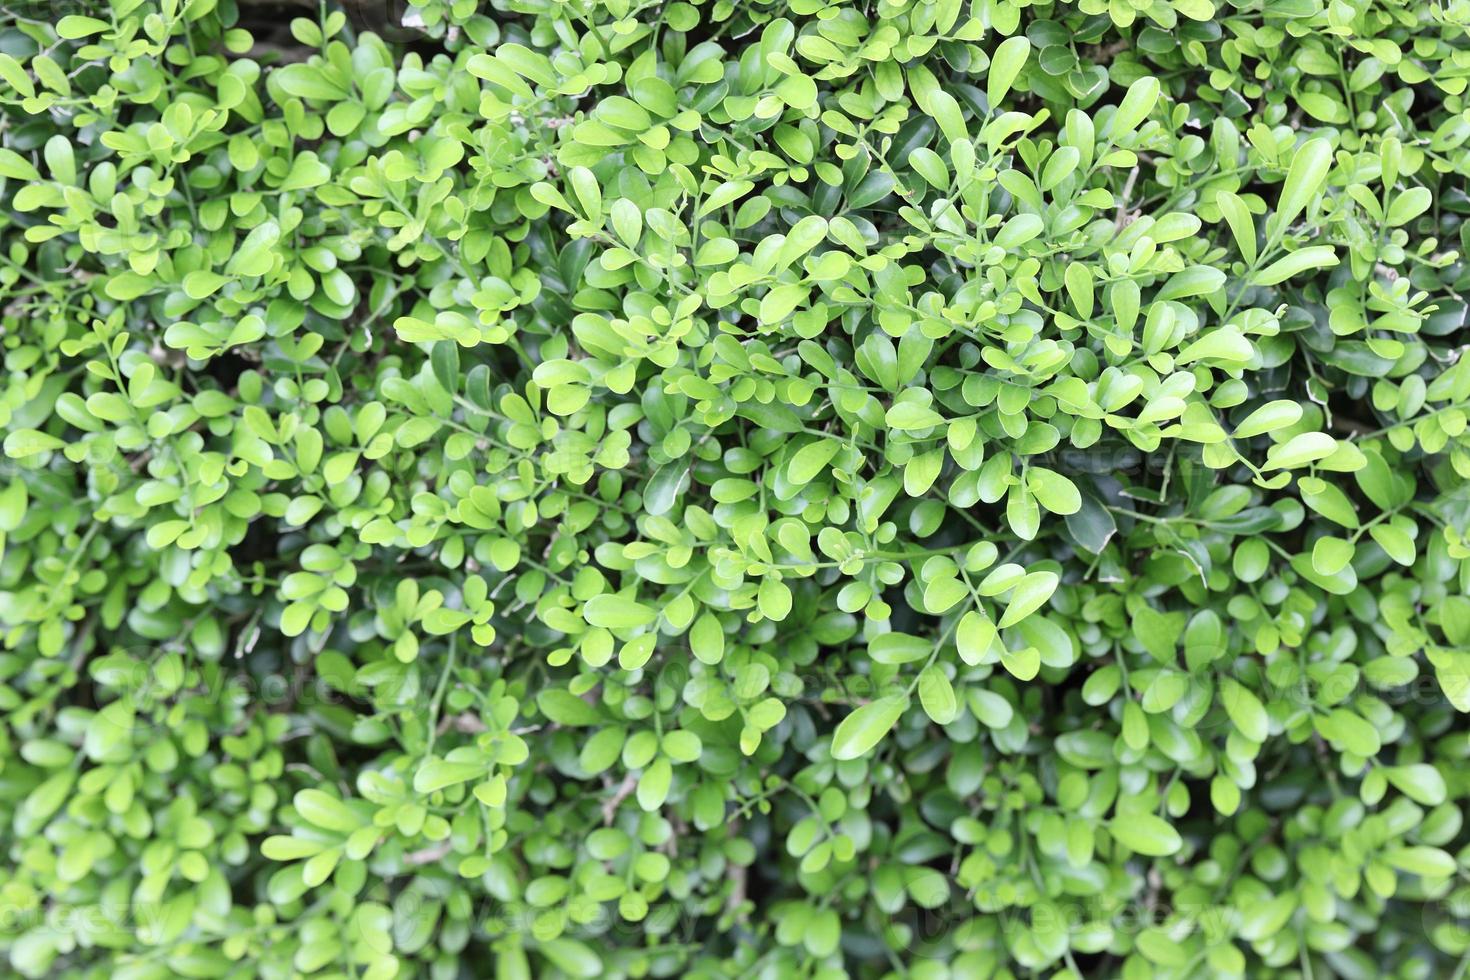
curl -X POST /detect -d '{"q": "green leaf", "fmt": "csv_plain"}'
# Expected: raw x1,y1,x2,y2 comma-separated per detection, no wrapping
1107,812,1182,857
4,430,64,458
928,90,967,146
279,152,332,192
537,690,602,726
583,594,658,629
885,402,945,430
579,727,626,774
414,758,485,793
998,571,1058,629
1111,76,1160,136
689,613,725,665
1386,187,1431,226
1264,432,1337,470
1238,893,1298,942
1269,138,1333,240
917,665,958,725
0,481,26,532
643,461,690,517
1383,846,1456,879
830,696,909,761
999,645,1040,681
226,221,281,277
1311,536,1354,575
568,166,602,219
0,147,41,181
262,835,327,860
637,758,673,810
1232,400,1302,439
1253,245,1338,285
1218,678,1269,742
539,939,602,978
1176,326,1254,365
1318,708,1380,757
908,147,949,190
788,439,841,484
1369,524,1415,566
56,14,110,38
1026,467,1081,515
757,576,793,621
869,632,932,665
956,610,997,665
274,63,348,100
987,36,1031,107
294,789,362,833
1216,191,1257,265
1384,764,1446,806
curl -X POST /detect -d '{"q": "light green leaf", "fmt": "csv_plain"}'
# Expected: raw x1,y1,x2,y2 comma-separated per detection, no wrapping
1107,812,1182,857
998,571,1058,629
830,696,909,761
1232,400,1302,439
583,594,658,629
1269,138,1333,240
987,36,1031,107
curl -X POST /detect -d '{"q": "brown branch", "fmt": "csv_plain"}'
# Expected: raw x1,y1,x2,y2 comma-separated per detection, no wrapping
601,772,638,825
404,839,452,866
1087,39,1132,64
1115,166,1141,231
436,711,488,735
1330,414,1375,437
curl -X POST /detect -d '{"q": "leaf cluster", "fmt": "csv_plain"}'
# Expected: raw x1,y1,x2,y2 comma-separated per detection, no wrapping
1,0,1469,977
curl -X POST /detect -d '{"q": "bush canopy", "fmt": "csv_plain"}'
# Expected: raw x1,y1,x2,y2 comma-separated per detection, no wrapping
1,0,1469,977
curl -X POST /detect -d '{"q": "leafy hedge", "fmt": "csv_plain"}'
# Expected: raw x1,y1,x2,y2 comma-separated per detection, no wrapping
2,0,1470,975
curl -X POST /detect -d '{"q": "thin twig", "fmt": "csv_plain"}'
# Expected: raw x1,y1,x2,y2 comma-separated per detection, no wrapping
1115,166,1141,231
601,772,638,824
404,840,452,866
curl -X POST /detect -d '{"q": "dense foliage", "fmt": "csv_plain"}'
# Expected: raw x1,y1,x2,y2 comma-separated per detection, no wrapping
1,0,1470,975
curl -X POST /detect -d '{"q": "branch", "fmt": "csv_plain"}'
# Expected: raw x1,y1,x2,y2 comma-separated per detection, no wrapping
601,772,638,825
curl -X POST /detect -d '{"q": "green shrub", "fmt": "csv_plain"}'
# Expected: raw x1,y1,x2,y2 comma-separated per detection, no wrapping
2,0,1470,976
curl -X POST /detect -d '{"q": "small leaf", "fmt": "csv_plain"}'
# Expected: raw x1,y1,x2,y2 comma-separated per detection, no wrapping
1219,678,1269,742
999,645,1040,681
1232,400,1303,439
869,632,932,665
918,665,958,725
1111,75,1160,136
56,14,110,38
998,571,1058,629
1269,138,1333,240
1311,536,1354,576
788,439,841,484
1253,246,1338,286
956,611,997,665
1383,846,1456,879
987,36,1031,107
830,696,909,761
294,789,362,833
1108,812,1182,857
1026,467,1081,515
637,758,672,810
4,429,64,458
0,147,41,181
413,758,485,794
583,594,658,629
1384,764,1446,806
